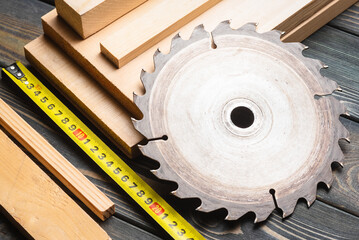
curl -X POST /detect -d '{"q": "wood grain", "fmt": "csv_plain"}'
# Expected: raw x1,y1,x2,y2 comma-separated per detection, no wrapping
281,0,357,42
329,1,359,36
0,0,53,66
24,35,143,158
100,0,221,68
0,129,110,240
275,0,333,34
303,25,359,120
41,0,314,118
55,0,148,39
0,97,115,220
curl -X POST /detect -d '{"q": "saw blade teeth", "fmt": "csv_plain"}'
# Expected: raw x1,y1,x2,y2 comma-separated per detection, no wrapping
253,210,273,223
211,20,234,39
332,144,345,167
140,69,152,92
238,22,258,32
262,29,282,41
304,185,317,207
133,116,155,140
196,200,216,212
276,197,298,218
321,166,334,189
153,48,166,73
170,33,183,51
171,186,187,198
188,23,210,43
338,121,350,141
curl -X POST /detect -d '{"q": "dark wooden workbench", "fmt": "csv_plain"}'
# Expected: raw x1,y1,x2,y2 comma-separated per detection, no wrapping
1,0,359,239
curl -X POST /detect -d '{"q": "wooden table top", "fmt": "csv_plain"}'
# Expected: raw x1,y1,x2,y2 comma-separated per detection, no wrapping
0,0,358,239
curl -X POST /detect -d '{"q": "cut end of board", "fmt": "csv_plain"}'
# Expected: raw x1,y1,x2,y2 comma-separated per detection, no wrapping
55,0,149,39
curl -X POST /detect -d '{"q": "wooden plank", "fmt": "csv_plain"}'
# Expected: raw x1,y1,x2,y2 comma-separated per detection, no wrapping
55,0,148,39
41,0,313,118
24,36,143,158
0,97,115,220
0,129,110,240
100,0,221,68
275,0,333,34
0,0,53,66
281,0,357,42
317,117,359,216
329,2,359,36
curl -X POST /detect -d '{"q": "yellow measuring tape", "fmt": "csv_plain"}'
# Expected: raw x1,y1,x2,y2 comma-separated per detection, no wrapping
3,61,205,240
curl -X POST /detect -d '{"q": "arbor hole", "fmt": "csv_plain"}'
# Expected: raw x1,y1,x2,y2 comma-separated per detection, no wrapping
230,106,254,128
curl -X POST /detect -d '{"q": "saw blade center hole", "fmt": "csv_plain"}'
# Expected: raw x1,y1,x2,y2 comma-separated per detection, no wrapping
230,106,254,128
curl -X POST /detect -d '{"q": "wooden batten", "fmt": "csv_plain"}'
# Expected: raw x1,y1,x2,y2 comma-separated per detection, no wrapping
0,129,110,240
100,0,221,68
0,97,115,220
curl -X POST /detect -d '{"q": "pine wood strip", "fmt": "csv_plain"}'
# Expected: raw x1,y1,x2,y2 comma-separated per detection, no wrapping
41,0,312,118
275,0,333,34
0,129,110,240
55,0,148,39
0,97,115,221
281,0,358,42
100,0,221,68
24,36,143,158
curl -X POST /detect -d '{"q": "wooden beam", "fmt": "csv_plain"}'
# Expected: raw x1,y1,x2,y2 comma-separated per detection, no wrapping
281,0,358,42
55,0,148,39
100,0,221,68
275,0,333,34
0,129,110,240
24,36,143,158
41,0,314,118
0,97,115,220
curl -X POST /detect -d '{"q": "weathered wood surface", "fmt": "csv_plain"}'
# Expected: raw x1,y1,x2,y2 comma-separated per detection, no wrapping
0,0,52,66
303,25,359,120
1,0,359,239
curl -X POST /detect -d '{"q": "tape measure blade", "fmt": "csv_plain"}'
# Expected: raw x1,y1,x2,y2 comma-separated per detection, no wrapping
3,62,205,240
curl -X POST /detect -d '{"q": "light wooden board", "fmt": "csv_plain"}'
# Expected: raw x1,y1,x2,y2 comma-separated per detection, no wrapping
24,36,143,158
0,97,114,220
55,0,148,38
42,0,315,118
100,0,221,68
0,129,110,240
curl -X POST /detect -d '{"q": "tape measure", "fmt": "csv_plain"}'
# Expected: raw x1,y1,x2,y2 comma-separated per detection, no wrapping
2,61,205,240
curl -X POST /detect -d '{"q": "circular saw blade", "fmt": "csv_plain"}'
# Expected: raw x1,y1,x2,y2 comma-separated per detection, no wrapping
133,21,349,222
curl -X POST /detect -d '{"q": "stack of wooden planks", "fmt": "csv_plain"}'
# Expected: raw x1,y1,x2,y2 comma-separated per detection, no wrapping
24,0,357,159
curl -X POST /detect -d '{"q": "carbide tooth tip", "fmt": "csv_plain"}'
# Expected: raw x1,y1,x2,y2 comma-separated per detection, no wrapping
337,86,343,91
281,31,286,35
323,65,329,69
344,137,351,143
304,45,309,50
